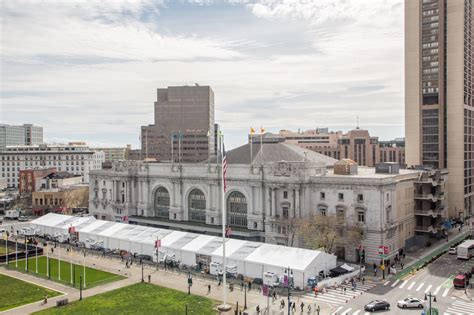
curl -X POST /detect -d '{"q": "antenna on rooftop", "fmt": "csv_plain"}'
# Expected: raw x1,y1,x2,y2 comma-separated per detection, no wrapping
356,115,360,129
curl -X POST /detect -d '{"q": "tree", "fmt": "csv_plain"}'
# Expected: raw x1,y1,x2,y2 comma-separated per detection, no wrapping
298,213,364,255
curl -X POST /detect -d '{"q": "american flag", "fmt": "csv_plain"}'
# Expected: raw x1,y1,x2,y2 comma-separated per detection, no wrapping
222,142,227,192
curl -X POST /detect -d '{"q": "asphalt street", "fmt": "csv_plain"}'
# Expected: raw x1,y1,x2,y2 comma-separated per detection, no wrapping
302,252,474,315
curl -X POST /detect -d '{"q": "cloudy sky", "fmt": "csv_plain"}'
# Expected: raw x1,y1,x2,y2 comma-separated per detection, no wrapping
1,0,404,149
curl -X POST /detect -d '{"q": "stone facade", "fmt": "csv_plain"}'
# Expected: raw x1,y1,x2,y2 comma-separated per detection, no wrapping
89,154,426,264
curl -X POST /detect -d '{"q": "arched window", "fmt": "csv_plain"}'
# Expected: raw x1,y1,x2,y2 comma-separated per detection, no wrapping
227,191,248,228
318,204,327,216
154,187,170,218
189,189,206,222
336,205,346,220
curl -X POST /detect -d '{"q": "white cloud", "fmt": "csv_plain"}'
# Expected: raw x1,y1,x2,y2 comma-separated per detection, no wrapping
1,0,405,149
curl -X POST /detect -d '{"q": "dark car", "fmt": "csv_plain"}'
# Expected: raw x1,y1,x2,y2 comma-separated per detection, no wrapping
364,300,390,312
137,254,152,261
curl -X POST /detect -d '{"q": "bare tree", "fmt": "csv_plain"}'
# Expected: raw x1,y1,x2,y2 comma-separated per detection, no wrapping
298,213,364,254
63,187,89,212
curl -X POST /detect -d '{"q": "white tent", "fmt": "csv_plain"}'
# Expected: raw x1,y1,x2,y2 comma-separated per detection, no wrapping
30,213,336,287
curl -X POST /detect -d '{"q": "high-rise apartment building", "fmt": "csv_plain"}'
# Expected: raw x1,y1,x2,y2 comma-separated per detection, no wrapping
140,86,215,163
405,0,473,219
0,124,43,147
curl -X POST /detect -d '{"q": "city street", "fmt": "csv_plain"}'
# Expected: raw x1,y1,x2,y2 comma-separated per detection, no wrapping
312,252,474,315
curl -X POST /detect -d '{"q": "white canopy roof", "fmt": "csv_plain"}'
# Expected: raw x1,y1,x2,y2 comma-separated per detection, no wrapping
31,213,335,277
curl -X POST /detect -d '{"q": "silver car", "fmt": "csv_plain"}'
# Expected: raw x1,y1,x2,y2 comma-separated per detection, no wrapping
397,297,424,309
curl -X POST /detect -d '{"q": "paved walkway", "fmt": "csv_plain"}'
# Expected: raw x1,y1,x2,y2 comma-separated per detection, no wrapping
1,245,333,315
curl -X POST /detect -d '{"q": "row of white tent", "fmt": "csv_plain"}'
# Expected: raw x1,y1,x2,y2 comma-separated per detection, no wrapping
30,213,337,288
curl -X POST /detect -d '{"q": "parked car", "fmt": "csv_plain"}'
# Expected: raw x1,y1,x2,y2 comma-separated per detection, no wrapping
397,297,424,309
449,247,457,254
137,254,152,261
252,278,263,285
364,300,390,312
453,274,469,288
18,215,28,222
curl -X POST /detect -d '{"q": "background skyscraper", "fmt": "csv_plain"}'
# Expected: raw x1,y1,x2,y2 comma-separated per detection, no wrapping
140,85,215,163
405,0,473,219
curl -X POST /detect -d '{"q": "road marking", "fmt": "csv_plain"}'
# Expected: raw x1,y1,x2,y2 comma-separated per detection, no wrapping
399,280,408,289
352,311,361,315
383,281,390,286
442,287,449,297
433,285,441,295
424,284,432,293
407,281,416,290
416,283,424,291
341,308,352,314
391,279,400,287
332,306,343,314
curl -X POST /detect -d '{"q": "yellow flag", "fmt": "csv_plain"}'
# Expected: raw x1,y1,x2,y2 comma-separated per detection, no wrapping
260,126,266,134
250,127,255,134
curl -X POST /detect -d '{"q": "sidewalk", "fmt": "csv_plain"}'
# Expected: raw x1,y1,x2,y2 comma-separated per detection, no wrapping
363,221,472,283
2,246,334,315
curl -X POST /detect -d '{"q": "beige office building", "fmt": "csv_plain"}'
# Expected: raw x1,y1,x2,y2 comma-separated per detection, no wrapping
140,86,215,163
405,0,473,219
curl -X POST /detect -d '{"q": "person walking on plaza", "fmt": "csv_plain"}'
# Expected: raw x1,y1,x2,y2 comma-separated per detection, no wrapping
292,302,296,313
43,294,48,304
280,299,285,309
148,274,151,283
300,302,304,312
256,305,260,314
208,283,211,294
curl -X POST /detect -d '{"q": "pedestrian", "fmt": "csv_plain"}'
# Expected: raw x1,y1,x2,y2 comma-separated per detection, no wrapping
272,291,277,301
292,302,296,312
241,281,244,291
256,305,260,314
300,302,304,312
218,277,221,286
373,262,376,270
280,299,285,309
148,274,151,283
362,277,365,285
208,284,211,294
43,294,48,304
51,247,54,254
401,262,404,269
307,305,311,313
248,281,252,291
374,268,377,276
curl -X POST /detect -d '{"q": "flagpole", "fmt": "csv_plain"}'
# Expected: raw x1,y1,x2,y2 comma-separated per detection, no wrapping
46,243,49,278
250,130,253,165
220,133,228,309
35,242,38,273
58,243,61,281
15,236,18,268
260,127,263,165
171,132,174,164
5,234,8,266
178,130,182,164
83,250,86,289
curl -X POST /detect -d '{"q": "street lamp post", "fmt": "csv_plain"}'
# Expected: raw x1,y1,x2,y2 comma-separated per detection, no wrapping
424,291,437,315
79,275,83,301
141,259,144,283
187,272,192,295
244,283,247,310
285,266,293,315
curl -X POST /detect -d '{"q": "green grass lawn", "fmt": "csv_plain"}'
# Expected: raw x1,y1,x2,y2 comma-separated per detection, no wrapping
35,283,217,315
0,273,62,312
8,256,124,289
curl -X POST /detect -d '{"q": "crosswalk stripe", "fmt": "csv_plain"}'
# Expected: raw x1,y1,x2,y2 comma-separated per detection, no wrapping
341,308,352,314
399,280,408,289
424,284,432,293
391,279,400,287
407,281,416,290
332,306,343,314
446,305,473,313
451,300,474,307
442,287,449,297
305,294,346,305
433,285,441,295
416,283,424,291
383,281,390,286
353,311,361,315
